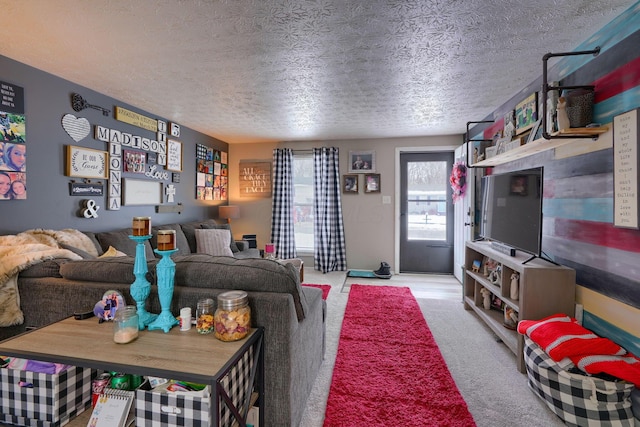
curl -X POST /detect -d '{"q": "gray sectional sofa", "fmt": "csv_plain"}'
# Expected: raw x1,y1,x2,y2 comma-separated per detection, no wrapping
0,220,325,427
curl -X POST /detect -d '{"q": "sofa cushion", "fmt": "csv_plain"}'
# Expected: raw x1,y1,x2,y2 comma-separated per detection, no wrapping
201,223,240,253
81,231,104,256
150,223,191,255
180,221,204,253
18,259,66,278
59,242,97,260
95,229,155,259
195,229,234,257
59,257,157,284
173,254,308,321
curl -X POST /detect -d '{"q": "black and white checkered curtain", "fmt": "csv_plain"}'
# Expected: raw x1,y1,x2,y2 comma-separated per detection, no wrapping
313,147,347,273
270,148,297,259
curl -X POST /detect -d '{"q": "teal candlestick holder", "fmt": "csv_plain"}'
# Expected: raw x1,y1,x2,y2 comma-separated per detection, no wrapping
147,248,179,333
128,235,158,329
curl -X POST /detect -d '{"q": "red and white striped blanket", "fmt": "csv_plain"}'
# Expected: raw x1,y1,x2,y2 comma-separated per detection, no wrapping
518,314,640,387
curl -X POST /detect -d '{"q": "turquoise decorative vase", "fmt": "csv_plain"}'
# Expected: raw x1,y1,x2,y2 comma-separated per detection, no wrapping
147,249,179,333
128,235,158,329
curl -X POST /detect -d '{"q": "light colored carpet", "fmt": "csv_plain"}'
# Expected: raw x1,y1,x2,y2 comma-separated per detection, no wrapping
300,270,564,427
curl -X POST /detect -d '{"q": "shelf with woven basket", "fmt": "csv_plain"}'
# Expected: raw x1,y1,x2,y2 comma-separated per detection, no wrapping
471,125,609,168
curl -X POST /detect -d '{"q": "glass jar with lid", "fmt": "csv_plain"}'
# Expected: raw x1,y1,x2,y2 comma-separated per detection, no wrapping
196,298,215,334
214,290,251,341
113,306,139,344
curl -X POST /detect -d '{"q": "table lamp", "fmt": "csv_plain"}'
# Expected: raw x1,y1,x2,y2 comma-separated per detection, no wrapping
219,205,240,223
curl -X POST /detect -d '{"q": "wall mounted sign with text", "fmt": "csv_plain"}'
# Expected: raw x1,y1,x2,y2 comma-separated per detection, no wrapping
114,106,158,132
613,108,639,229
65,145,108,179
239,160,272,198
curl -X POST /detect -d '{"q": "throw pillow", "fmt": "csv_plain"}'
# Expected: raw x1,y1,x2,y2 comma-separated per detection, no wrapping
195,229,234,257
201,223,240,253
98,246,128,258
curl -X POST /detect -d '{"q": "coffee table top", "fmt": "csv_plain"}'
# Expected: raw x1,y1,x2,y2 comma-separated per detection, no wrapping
0,317,259,384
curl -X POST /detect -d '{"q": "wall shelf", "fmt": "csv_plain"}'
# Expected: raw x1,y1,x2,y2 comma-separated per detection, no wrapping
470,125,609,168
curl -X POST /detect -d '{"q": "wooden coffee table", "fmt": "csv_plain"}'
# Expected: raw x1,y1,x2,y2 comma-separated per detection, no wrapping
0,317,263,426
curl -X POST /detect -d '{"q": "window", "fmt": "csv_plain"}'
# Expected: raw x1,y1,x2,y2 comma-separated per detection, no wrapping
406,160,447,241
293,154,314,252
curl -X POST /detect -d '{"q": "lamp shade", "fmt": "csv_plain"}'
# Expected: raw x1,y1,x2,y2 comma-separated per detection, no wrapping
219,205,240,221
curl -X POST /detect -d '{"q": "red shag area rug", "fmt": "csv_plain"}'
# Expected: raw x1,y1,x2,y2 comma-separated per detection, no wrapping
302,284,331,300
324,285,476,426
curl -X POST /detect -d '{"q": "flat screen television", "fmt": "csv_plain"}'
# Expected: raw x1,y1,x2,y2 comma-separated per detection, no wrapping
479,167,543,257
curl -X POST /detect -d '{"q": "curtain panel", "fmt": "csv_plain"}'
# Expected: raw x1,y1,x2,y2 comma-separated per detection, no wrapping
270,148,296,259
313,147,347,273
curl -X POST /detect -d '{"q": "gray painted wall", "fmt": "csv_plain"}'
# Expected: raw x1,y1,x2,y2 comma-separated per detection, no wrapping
0,54,227,234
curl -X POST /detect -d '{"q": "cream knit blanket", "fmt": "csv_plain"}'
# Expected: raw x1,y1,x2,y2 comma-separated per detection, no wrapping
0,229,97,327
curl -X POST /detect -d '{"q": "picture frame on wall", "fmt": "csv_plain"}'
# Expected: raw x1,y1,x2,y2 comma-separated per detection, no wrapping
122,178,163,205
166,139,182,172
239,160,272,198
65,145,108,179
123,149,146,173
348,150,375,173
364,173,381,193
343,174,358,193
515,92,538,134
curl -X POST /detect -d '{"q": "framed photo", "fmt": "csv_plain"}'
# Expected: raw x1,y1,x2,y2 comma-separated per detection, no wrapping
526,119,543,143
166,139,182,172
510,175,528,196
348,150,375,173
65,145,108,179
503,109,516,138
364,173,380,193
515,92,538,134
343,174,358,193
123,149,146,173
490,294,504,311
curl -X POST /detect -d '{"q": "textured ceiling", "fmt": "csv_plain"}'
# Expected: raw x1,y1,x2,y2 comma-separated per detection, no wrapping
0,0,634,144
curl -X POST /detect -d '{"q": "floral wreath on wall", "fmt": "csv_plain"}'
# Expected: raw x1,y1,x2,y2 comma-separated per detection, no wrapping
450,161,467,203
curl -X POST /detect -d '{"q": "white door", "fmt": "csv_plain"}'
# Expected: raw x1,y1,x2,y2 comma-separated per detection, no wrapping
453,144,475,283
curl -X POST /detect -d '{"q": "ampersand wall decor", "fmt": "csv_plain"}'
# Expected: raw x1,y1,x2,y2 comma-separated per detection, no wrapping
80,199,100,219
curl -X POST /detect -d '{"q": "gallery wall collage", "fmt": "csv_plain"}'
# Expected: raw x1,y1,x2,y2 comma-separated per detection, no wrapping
0,78,228,211
196,143,228,201
0,80,26,201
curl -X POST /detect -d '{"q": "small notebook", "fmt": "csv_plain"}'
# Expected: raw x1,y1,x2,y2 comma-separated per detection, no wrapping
87,388,134,427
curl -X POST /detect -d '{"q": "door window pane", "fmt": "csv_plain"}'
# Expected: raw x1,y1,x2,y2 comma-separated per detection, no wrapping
293,155,314,252
407,161,447,241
